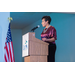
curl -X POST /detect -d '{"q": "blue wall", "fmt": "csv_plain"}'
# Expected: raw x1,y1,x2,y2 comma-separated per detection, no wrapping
11,29,22,62
23,13,75,62
50,13,75,62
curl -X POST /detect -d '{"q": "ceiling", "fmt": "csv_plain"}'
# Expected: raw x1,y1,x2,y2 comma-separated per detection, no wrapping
10,12,75,29
10,12,51,29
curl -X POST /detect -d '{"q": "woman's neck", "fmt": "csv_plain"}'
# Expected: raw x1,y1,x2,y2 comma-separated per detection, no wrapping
45,24,50,28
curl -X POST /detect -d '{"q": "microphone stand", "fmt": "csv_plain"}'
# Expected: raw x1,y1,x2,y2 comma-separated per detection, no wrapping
31,27,38,32
31,29,34,32
31,28,36,32
31,25,40,32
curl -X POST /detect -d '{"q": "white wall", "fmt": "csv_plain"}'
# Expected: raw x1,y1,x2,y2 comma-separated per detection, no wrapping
0,12,10,62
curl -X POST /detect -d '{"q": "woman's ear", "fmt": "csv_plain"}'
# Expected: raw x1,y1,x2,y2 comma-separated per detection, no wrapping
47,20,49,23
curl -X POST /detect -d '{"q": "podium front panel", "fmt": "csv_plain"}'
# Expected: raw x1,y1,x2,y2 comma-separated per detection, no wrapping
22,32,49,62
29,41,41,55
29,41,48,56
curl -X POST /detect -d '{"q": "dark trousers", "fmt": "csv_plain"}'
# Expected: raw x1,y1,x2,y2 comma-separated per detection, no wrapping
47,43,56,62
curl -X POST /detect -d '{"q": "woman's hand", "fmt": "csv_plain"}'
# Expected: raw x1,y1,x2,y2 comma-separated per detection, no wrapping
42,38,47,42
42,37,55,42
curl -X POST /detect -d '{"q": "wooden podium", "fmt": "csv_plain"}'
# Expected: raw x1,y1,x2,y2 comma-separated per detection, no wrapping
22,32,49,62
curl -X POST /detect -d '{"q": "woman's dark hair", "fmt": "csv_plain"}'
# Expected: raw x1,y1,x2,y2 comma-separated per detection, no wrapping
42,16,51,24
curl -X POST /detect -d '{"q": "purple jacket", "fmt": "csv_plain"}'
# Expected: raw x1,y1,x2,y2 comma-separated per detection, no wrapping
41,26,57,44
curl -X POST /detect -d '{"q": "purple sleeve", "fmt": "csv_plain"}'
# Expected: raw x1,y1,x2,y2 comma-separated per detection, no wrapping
49,28,57,40
53,28,57,40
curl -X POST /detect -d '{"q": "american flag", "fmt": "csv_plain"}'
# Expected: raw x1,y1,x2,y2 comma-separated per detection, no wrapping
4,23,15,62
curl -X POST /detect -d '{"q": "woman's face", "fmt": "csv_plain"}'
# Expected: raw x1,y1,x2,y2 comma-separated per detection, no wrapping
41,18,48,27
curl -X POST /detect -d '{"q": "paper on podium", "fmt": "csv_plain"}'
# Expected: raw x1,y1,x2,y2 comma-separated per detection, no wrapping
22,33,29,57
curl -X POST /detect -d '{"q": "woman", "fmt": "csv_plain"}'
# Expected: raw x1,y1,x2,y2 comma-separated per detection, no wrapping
41,16,57,62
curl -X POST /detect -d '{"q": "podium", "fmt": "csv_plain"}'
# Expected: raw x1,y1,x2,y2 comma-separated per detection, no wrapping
22,32,49,62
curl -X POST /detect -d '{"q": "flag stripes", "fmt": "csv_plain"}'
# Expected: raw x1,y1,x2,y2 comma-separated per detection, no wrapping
4,23,15,62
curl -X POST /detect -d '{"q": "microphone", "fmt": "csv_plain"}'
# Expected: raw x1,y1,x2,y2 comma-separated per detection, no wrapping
31,25,40,32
